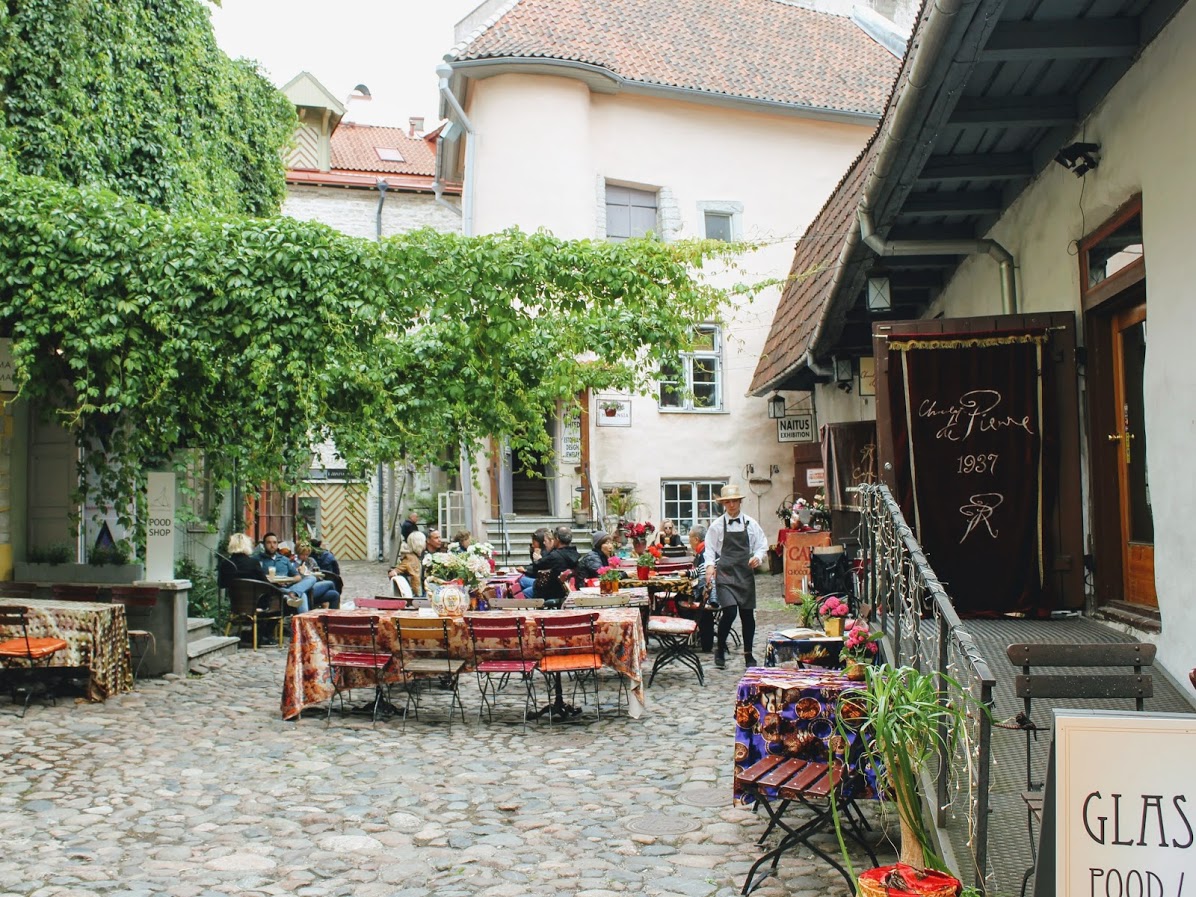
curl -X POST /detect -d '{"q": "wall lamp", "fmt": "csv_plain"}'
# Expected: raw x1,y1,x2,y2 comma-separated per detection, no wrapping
767,391,814,419
1055,142,1100,177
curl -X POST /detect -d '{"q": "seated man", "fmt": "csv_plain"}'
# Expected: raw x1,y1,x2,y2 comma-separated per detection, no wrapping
518,525,580,608
254,531,315,613
310,539,340,576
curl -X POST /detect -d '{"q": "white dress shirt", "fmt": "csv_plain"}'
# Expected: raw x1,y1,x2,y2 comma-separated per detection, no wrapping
703,513,769,569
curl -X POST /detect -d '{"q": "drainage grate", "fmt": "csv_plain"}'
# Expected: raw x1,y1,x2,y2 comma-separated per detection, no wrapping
676,787,730,808
624,813,701,836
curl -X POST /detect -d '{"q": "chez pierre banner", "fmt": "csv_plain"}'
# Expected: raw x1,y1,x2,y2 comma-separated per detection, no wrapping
886,332,1058,616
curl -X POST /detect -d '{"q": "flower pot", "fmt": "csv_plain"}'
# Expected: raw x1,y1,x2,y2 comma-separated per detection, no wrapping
844,658,868,681
636,565,651,581
857,865,960,897
599,578,620,595
603,407,617,417
824,616,844,638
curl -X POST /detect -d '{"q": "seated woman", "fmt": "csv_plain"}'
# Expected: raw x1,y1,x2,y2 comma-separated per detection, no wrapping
388,531,425,597
449,529,472,553
653,519,683,549
578,531,617,582
684,524,716,651
221,532,270,586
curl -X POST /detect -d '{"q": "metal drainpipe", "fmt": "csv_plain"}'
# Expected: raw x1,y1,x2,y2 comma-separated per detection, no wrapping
432,136,463,217
375,179,388,561
437,63,476,236
858,209,1017,314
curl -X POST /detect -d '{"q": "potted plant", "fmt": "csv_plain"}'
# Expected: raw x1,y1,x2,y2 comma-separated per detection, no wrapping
635,547,659,581
598,566,623,595
840,619,881,680
797,591,821,629
599,400,621,417
820,594,849,637
833,664,977,896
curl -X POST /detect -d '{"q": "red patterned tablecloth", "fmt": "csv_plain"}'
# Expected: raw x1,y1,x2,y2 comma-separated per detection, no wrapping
0,598,133,701
281,608,648,720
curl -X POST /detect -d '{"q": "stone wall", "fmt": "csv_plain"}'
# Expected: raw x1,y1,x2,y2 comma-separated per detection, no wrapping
283,185,462,241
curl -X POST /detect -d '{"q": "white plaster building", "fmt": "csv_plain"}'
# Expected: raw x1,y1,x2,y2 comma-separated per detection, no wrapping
753,0,1196,692
437,0,901,543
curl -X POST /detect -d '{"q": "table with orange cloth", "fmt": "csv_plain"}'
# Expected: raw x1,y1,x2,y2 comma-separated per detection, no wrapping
0,598,133,701
281,607,648,720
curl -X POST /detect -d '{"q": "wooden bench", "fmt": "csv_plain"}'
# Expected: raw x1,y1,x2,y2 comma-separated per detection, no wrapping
735,754,875,894
1006,642,1154,897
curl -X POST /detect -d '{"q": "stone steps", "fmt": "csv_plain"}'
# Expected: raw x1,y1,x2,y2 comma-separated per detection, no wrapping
482,516,594,565
186,616,240,669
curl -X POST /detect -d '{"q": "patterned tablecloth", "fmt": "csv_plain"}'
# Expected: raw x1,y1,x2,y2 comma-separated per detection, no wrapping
0,598,133,701
281,607,648,720
764,633,845,668
733,667,880,803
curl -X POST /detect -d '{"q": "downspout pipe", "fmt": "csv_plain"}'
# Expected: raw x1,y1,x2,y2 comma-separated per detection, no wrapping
858,208,1017,314
375,179,388,561
436,62,476,237
432,135,463,217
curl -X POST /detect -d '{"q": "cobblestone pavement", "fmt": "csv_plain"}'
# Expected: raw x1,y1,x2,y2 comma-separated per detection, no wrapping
0,563,896,897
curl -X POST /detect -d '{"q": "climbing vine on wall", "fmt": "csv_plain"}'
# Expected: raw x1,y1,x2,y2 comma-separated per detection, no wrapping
0,167,739,529
0,0,294,216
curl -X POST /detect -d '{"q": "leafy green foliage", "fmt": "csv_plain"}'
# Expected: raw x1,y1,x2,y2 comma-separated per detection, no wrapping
178,556,225,631
0,166,737,533
0,0,294,215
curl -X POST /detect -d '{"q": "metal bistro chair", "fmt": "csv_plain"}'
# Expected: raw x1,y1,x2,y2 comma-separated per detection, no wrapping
646,614,704,686
1006,641,1156,897
357,597,413,611
319,613,394,725
491,597,545,610
224,578,286,649
0,605,70,717
535,612,604,725
0,583,38,600
50,584,103,603
109,586,158,679
394,616,467,730
466,614,539,729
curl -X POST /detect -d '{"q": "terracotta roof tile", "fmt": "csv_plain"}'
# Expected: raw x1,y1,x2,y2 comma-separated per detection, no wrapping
328,123,437,176
452,0,899,116
750,139,877,393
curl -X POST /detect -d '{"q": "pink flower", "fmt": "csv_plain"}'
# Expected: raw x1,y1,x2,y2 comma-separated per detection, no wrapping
820,596,848,617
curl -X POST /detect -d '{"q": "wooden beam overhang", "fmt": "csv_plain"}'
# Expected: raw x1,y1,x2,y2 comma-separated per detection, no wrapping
978,18,1140,61
900,190,1004,217
917,153,1034,182
947,95,1077,128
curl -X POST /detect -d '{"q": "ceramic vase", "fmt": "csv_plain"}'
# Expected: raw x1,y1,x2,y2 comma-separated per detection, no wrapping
824,616,845,638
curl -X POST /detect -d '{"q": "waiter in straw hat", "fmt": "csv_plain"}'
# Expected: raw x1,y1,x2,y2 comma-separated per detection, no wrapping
704,483,768,669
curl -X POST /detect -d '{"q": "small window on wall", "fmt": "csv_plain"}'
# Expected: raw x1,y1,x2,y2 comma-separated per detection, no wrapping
606,184,658,241
661,480,726,532
659,324,722,411
704,211,733,242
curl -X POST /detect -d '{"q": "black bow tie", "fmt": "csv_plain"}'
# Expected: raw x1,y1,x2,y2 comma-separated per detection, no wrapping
728,517,740,524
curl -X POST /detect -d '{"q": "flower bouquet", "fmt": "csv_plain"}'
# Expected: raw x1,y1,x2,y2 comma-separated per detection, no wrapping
423,550,491,591
820,594,849,637
618,520,656,552
841,619,881,679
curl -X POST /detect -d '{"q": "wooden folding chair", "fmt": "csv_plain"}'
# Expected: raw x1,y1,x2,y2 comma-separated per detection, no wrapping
0,605,69,717
535,612,603,724
50,584,103,603
109,586,158,679
319,614,395,725
394,616,467,730
0,583,38,600
1006,642,1155,897
357,597,412,610
466,614,538,728
491,597,545,609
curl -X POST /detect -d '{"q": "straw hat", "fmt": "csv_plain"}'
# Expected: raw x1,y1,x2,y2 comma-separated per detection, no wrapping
717,484,745,502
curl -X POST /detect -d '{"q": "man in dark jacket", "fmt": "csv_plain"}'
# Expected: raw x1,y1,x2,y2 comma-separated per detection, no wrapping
521,525,581,608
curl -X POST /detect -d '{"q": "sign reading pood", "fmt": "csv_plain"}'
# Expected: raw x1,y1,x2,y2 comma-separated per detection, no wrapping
777,414,815,443
1055,710,1196,897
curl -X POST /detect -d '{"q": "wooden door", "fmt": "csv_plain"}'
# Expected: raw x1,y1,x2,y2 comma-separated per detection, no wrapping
1109,303,1155,606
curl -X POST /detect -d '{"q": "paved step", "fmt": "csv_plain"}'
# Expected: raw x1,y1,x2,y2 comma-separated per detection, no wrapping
187,616,216,644
483,517,595,565
187,634,241,668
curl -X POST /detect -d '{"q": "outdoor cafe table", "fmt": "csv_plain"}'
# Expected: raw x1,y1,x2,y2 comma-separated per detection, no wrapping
0,598,133,701
281,607,649,720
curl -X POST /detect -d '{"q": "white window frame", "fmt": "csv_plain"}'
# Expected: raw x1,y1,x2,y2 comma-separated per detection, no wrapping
697,200,743,242
658,323,724,412
661,480,727,533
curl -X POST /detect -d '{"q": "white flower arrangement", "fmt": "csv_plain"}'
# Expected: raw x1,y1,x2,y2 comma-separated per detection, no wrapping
423,549,491,590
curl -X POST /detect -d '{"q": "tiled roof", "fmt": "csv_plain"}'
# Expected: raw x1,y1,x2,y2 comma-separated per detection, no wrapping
329,123,436,176
450,0,899,116
749,139,877,393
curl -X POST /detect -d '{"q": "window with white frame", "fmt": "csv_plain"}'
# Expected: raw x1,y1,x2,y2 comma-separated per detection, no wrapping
659,324,722,411
704,211,733,242
606,184,658,241
661,480,726,533
697,200,742,243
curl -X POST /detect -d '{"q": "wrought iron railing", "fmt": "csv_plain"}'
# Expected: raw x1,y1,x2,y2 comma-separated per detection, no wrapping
856,483,996,892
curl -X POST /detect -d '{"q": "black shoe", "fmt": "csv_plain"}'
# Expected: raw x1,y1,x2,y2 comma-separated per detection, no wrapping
745,653,758,668
714,649,726,669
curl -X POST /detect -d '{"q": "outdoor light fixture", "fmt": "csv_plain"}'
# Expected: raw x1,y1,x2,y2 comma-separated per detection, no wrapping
1054,142,1100,177
767,393,787,420
867,276,891,312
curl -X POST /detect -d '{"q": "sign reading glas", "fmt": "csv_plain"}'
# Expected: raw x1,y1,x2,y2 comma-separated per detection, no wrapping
777,414,815,443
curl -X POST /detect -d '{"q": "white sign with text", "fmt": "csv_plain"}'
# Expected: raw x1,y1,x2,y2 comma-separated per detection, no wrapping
0,338,14,392
1055,710,1196,897
778,414,815,443
145,471,176,581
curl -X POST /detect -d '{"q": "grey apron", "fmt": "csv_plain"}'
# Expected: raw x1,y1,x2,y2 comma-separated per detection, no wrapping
715,519,756,610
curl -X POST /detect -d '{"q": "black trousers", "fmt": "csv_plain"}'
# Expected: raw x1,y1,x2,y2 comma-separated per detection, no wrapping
717,605,755,655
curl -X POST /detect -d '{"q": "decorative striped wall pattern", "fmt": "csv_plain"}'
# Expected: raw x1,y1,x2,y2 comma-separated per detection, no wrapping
297,482,369,560
287,123,320,170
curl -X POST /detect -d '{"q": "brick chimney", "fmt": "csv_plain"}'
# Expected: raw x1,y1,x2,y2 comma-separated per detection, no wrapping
409,116,425,138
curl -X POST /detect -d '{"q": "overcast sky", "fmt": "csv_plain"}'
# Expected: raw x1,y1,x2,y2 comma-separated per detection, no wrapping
208,0,482,128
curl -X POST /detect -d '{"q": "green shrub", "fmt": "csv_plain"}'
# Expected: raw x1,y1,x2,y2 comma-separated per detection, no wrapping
178,556,225,630
28,543,71,564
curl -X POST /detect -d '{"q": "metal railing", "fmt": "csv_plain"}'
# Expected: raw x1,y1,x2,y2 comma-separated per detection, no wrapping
857,483,996,892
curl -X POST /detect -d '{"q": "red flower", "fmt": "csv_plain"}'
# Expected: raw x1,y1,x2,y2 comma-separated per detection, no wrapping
647,544,663,559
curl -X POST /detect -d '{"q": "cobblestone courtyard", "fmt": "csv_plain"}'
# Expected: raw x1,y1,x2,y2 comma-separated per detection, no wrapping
0,564,895,897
